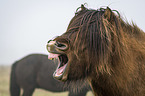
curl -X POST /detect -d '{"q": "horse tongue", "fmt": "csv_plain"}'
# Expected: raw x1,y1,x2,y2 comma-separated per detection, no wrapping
55,64,67,77
48,53,59,60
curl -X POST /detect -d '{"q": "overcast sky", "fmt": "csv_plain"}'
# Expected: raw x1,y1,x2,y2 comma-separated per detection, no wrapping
0,0,145,65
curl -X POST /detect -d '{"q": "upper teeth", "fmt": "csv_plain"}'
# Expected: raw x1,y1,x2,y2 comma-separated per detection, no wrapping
49,58,54,60
48,53,60,60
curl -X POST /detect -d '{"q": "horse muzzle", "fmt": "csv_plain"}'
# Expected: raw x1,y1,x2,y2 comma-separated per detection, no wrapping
46,40,68,54
46,40,69,81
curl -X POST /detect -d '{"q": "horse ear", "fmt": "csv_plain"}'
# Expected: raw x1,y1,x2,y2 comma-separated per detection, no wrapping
104,7,112,20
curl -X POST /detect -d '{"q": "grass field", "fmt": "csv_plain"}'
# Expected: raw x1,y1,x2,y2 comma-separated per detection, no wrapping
0,65,93,96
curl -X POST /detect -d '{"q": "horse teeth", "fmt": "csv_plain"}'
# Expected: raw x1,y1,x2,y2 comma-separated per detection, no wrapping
49,58,54,60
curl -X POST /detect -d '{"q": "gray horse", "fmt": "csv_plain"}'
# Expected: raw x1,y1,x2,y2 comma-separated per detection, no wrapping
10,54,90,96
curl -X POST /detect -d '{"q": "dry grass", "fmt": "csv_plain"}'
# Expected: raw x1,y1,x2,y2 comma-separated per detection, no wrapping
0,65,10,96
0,65,93,96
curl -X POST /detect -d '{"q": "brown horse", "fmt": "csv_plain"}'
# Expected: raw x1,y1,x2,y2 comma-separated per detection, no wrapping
46,5,145,96
10,54,90,96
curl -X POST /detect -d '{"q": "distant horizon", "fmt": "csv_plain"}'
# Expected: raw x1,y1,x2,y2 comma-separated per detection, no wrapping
1,0,145,65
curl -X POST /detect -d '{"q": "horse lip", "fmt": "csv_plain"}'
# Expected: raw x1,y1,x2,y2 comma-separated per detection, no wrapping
53,55,68,81
53,62,68,81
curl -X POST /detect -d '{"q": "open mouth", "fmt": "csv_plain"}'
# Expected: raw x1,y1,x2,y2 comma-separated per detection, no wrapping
48,53,68,80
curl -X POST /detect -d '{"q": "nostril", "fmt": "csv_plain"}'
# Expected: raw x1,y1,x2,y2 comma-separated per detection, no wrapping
55,41,66,47
55,41,68,51
47,40,68,52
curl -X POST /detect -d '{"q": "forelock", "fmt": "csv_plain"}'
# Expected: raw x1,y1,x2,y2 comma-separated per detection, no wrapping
64,5,123,66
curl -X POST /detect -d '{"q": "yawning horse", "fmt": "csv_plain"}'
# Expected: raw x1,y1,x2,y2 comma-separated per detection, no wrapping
47,5,145,96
